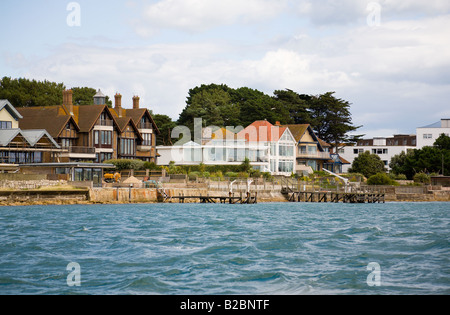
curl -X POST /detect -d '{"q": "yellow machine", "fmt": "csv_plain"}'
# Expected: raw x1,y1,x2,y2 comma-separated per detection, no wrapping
104,172,121,183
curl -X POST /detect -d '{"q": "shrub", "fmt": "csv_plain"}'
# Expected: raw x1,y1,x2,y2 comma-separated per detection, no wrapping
225,172,239,178
367,173,398,186
413,172,431,184
104,159,145,171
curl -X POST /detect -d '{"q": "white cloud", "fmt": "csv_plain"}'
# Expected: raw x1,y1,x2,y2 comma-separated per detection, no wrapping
135,0,287,34
5,1,448,137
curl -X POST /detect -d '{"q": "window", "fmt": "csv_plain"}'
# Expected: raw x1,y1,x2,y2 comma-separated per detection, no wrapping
423,134,433,139
94,131,99,145
0,121,12,129
142,133,152,146
279,145,294,157
299,146,307,155
61,139,72,148
354,149,363,155
101,131,112,145
94,131,112,147
120,138,135,156
278,160,294,173
270,144,276,156
372,149,388,155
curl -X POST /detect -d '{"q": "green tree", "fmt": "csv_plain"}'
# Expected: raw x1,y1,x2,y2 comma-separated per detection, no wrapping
389,151,413,176
308,92,361,148
0,77,113,107
239,158,252,173
434,133,450,150
0,76,64,107
273,89,310,124
178,86,231,130
153,114,177,146
348,151,387,178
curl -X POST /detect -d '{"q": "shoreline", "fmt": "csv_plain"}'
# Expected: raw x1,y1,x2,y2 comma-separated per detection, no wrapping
0,194,450,209
0,187,449,207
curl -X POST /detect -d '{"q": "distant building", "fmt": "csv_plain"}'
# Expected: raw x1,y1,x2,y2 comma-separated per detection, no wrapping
340,134,417,173
416,119,450,149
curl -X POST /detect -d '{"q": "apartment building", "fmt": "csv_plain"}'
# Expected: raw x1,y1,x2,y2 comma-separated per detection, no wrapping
339,134,417,173
417,119,450,149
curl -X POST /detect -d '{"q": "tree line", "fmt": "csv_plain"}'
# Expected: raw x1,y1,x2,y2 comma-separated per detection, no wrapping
176,84,362,148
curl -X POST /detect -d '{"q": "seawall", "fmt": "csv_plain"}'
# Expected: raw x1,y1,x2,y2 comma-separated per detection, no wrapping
0,185,449,207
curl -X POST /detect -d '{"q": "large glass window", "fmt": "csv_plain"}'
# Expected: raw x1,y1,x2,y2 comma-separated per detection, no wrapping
120,138,135,156
278,161,294,173
142,133,152,146
279,145,294,157
74,168,83,182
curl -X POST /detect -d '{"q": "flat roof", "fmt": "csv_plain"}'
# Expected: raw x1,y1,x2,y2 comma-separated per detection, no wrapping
20,163,115,169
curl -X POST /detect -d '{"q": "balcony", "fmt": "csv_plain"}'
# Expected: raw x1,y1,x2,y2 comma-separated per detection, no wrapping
297,151,331,160
68,146,96,154
139,123,153,130
61,146,97,159
97,120,114,127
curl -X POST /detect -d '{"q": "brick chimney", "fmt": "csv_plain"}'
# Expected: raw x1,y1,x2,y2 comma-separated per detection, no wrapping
133,96,140,109
63,89,74,115
275,121,281,126
115,93,122,117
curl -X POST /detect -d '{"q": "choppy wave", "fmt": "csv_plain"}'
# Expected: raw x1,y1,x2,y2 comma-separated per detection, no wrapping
0,202,449,295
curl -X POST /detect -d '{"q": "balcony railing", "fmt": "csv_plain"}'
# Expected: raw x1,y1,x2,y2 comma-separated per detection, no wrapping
97,120,114,127
67,146,96,154
139,123,153,130
297,151,331,160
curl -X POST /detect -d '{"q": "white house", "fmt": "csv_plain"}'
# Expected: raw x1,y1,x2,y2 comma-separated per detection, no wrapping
340,135,416,173
156,121,297,176
416,119,450,149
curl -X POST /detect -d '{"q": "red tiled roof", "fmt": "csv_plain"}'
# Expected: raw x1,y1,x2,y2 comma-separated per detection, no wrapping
238,120,287,142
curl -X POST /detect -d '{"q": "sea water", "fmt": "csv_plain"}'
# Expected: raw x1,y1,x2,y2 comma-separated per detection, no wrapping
0,202,448,295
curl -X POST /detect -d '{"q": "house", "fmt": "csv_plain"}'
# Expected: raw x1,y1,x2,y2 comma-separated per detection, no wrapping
417,119,450,149
109,94,160,162
282,123,332,174
17,89,160,164
0,100,63,168
238,121,297,176
0,100,22,129
339,134,417,173
157,120,298,176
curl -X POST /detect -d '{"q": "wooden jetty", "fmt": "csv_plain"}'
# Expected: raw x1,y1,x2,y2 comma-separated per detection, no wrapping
158,190,258,204
285,190,385,204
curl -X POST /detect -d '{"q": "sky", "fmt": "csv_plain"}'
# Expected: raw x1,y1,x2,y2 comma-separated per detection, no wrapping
1,0,450,138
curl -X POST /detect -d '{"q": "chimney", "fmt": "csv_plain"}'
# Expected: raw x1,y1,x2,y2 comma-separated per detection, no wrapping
115,93,123,117
63,89,74,115
275,121,281,126
133,96,140,109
